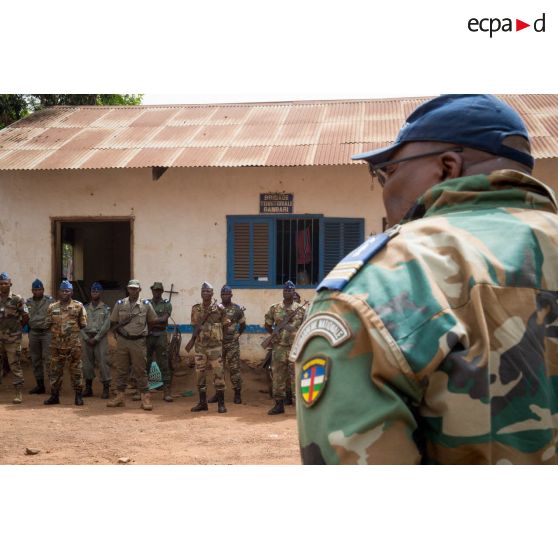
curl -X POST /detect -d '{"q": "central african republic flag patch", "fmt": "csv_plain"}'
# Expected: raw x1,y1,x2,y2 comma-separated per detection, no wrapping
300,356,329,407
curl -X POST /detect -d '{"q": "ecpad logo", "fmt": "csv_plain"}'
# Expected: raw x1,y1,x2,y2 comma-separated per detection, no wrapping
468,13,546,37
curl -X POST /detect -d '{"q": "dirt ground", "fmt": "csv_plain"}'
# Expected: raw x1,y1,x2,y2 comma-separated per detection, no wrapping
0,354,300,465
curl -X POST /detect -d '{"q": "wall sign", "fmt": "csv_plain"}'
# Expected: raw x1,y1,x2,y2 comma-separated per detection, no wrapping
260,192,293,214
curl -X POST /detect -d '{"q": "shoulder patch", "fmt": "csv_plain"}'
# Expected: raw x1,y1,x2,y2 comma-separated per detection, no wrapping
317,225,401,292
299,355,330,407
289,312,351,361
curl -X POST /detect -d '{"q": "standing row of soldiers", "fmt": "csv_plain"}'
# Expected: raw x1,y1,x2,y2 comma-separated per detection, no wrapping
0,272,306,415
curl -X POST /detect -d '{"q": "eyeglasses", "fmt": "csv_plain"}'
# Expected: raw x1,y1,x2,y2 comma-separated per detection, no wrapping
369,147,464,186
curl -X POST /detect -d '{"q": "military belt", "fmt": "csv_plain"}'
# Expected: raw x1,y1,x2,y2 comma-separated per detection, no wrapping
116,331,145,341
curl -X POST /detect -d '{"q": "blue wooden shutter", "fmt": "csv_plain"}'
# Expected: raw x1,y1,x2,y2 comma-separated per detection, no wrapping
227,217,272,287
321,218,364,277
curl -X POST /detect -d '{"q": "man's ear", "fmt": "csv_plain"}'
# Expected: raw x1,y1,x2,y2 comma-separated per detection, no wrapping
440,151,463,181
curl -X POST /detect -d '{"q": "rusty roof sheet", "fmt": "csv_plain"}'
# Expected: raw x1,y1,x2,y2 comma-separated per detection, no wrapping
1,95,558,170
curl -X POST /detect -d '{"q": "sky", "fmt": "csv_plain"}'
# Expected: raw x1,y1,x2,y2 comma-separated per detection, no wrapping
2,1,557,557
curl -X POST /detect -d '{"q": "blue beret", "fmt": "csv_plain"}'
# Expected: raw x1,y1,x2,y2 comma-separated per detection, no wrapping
59,280,73,290
284,280,296,290
91,282,103,291
221,285,232,293
32,279,44,289
0,272,10,281
201,282,213,290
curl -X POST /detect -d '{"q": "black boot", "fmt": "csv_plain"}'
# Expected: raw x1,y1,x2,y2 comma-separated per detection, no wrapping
268,399,285,415
233,388,242,404
75,389,84,406
284,391,293,406
29,378,46,395
83,379,93,397
191,390,208,412
44,390,60,405
217,390,227,414
101,381,110,400
207,392,219,404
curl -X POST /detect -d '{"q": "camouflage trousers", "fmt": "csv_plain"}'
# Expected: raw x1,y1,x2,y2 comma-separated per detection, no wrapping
49,343,84,391
223,339,241,389
271,344,294,399
82,335,111,382
28,330,51,382
113,336,148,393
0,338,24,386
195,344,225,392
146,333,171,387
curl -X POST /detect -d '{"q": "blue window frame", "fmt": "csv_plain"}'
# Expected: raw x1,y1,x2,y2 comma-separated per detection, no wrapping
227,214,364,288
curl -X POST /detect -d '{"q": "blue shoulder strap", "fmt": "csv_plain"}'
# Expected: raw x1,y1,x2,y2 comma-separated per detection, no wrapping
317,225,401,292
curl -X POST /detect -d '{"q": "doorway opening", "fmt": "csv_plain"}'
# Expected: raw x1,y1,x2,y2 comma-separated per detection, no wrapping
52,218,133,307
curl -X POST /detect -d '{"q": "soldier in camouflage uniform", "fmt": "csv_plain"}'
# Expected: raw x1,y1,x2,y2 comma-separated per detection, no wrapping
44,280,87,406
107,279,157,411
146,282,173,402
0,272,29,403
294,94,558,464
81,282,111,399
189,282,230,414
264,281,305,415
26,279,54,395
207,285,246,405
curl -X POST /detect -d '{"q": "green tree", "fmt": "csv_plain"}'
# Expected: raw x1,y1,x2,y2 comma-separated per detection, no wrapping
0,94,143,129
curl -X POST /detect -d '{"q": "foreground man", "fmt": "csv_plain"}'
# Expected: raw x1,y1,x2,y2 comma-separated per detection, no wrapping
44,280,87,406
107,279,157,411
294,94,558,464
265,281,305,415
81,282,111,398
0,272,29,403
146,282,173,402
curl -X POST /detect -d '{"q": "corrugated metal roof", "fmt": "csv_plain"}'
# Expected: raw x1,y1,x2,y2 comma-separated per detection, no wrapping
1,95,557,170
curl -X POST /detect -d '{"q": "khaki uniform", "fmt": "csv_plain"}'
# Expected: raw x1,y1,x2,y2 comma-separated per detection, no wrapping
111,297,157,393
146,298,172,387
222,303,246,389
46,299,87,391
81,301,111,382
0,292,28,386
264,301,305,399
191,302,229,391
26,295,54,382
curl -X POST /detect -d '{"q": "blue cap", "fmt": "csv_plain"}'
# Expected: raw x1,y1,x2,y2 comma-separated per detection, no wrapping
59,280,73,290
284,280,296,290
91,282,103,292
352,94,534,170
32,279,44,289
221,285,232,293
0,272,11,281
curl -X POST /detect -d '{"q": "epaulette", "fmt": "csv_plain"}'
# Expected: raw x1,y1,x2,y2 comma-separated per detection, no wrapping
117,299,123,304
317,225,401,292
163,298,169,303
143,300,150,305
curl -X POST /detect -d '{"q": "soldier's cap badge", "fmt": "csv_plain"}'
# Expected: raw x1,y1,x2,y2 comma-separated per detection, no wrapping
289,312,351,362
300,356,329,407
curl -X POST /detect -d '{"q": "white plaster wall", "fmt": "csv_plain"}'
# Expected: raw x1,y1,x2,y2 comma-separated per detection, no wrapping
0,164,382,358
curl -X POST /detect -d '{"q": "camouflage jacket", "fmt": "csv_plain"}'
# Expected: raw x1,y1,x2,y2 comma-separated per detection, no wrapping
191,302,229,348
222,303,246,343
147,298,172,337
294,171,558,465
46,299,87,348
0,292,28,343
265,301,306,347
26,295,54,330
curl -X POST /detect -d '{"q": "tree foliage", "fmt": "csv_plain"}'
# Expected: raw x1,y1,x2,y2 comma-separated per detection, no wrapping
0,94,143,129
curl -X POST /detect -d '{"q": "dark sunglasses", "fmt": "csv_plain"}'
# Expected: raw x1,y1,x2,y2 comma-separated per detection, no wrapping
369,147,464,186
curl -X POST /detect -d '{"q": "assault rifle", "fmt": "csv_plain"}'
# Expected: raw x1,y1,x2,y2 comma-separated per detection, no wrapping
110,314,134,339
260,300,309,350
185,300,218,353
